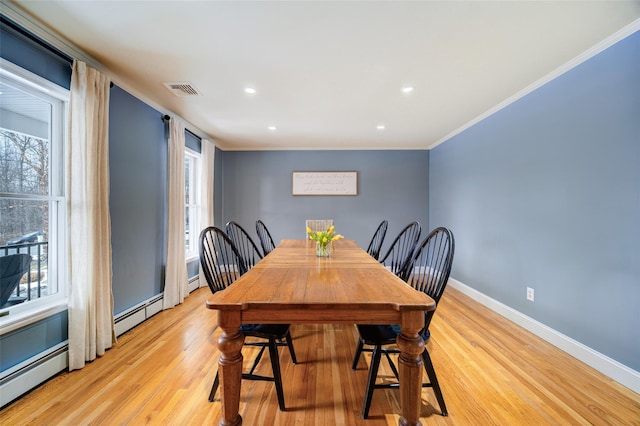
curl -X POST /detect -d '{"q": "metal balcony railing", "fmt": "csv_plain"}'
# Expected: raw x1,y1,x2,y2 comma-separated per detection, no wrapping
1,241,49,302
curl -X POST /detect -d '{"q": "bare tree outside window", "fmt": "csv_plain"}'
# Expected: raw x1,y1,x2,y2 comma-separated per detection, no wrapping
0,129,49,245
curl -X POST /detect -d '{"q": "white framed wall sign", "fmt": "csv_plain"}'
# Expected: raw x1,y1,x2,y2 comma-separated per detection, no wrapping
292,171,358,196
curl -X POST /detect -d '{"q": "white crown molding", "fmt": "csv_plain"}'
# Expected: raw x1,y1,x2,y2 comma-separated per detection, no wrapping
429,18,640,150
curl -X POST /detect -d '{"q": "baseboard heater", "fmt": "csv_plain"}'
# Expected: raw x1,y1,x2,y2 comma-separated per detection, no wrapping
188,276,200,293
113,278,200,337
0,342,68,407
114,293,164,337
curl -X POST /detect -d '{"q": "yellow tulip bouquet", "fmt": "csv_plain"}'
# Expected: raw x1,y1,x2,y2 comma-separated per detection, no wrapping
307,225,343,257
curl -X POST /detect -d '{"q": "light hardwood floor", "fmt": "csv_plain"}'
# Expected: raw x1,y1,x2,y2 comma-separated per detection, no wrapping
1,286,638,425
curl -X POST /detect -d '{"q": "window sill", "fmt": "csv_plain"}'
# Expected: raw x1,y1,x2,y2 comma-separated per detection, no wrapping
0,299,68,336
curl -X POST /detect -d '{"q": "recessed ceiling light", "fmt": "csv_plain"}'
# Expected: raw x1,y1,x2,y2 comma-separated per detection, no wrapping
268,126,277,131
401,86,414,94
376,124,386,130
244,87,256,94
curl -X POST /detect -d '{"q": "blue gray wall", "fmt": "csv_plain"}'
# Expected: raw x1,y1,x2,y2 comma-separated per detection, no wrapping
109,86,167,313
429,31,640,370
219,150,429,254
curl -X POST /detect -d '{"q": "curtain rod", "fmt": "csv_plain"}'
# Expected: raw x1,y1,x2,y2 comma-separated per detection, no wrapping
1,15,74,65
1,15,113,88
160,115,201,140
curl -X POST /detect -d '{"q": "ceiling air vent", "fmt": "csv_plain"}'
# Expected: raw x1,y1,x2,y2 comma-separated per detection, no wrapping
163,82,201,97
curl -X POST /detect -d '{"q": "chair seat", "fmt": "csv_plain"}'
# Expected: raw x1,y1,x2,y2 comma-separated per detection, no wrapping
356,324,400,345
356,324,430,346
241,323,291,339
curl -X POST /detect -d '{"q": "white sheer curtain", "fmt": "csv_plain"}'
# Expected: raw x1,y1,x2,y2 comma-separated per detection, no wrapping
68,60,115,371
163,118,188,309
198,139,215,288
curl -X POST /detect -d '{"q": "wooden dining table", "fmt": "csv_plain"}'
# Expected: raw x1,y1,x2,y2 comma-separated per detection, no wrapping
205,239,436,426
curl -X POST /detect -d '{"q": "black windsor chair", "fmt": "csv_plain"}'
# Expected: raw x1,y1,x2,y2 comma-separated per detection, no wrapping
366,220,388,260
378,221,422,278
225,221,264,270
351,227,455,418
255,219,276,256
199,226,297,410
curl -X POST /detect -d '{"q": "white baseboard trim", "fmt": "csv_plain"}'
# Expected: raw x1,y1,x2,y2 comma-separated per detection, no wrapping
448,278,640,394
0,342,68,407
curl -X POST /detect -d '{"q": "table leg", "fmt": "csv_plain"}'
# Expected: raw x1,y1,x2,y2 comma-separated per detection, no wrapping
217,325,245,426
396,315,426,426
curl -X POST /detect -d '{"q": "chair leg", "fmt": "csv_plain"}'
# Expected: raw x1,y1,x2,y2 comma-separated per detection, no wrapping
268,338,286,411
209,370,220,402
422,349,448,416
362,345,382,419
383,350,400,381
285,330,297,364
352,338,364,370
247,345,267,375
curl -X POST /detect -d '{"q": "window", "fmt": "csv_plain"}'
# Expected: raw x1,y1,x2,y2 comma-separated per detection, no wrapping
184,148,200,261
0,59,68,324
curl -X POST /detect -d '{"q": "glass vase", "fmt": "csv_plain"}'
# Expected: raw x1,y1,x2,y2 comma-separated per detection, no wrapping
316,242,331,257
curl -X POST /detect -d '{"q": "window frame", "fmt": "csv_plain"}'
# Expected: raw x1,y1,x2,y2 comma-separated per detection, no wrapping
0,58,69,334
184,147,201,262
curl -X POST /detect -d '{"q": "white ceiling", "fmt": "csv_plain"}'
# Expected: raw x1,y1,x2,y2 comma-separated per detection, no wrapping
9,0,640,151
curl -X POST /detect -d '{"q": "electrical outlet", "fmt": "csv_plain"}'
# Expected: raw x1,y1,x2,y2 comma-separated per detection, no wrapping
526,287,535,302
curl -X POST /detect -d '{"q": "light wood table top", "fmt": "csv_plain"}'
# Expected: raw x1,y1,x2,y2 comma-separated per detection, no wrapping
206,239,434,426
207,239,434,320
